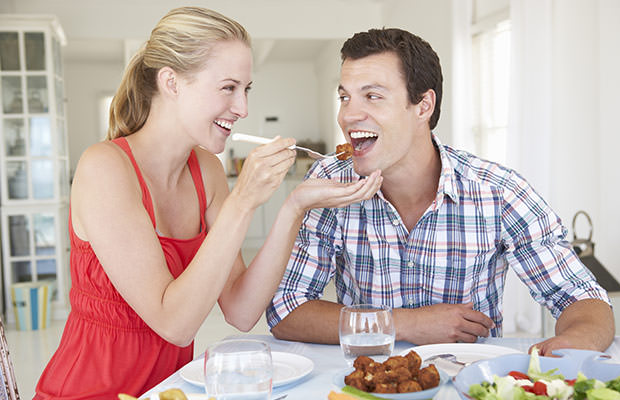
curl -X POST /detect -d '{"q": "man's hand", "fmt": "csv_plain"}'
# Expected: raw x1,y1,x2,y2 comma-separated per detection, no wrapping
394,302,495,344
529,299,614,356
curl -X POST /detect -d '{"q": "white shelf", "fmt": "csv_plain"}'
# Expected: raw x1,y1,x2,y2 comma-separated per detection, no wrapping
0,15,70,322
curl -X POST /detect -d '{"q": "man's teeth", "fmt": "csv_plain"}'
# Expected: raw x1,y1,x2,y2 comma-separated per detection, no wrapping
214,119,232,130
350,131,378,139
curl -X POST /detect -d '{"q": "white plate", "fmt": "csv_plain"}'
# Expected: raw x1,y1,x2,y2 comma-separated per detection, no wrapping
179,352,314,388
401,343,523,377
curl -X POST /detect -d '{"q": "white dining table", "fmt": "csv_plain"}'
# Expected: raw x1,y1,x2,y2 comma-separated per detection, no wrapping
143,335,620,399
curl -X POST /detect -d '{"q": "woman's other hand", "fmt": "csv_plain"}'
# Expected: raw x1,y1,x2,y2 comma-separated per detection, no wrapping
231,136,296,210
288,169,382,215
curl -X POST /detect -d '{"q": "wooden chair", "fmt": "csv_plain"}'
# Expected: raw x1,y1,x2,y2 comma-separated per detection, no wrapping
0,316,19,399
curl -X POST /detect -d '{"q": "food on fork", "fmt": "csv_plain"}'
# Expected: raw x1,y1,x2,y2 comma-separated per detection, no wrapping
344,351,440,394
336,143,354,160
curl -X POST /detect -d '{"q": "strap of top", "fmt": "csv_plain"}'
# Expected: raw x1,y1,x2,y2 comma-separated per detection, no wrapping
112,137,207,233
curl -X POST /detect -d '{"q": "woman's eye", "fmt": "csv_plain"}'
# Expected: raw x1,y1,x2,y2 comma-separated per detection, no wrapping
338,95,350,102
223,85,235,92
367,94,381,100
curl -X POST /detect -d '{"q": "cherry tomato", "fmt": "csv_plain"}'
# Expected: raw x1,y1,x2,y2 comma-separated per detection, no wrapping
508,371,531,381
532,381,548,395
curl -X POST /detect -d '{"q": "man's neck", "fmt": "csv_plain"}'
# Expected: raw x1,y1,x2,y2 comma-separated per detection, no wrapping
380,139,442,232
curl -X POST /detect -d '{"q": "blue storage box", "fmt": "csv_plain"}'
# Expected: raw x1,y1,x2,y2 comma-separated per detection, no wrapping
10,280,55,330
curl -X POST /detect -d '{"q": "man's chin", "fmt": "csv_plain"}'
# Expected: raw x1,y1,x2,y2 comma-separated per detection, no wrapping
352,161,376,178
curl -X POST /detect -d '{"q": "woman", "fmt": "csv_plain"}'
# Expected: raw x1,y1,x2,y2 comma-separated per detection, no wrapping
34,7,381,399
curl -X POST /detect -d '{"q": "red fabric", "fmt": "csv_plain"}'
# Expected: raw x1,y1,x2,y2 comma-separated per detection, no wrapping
35,138,208,399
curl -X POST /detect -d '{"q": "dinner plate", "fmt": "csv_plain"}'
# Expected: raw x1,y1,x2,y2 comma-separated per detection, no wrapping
332,366,448,400
401,343,523,377
453,348,617,400
179,352,314,388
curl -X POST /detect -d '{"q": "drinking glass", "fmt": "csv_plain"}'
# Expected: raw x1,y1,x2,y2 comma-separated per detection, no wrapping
339,304,395,365
204,339,273,400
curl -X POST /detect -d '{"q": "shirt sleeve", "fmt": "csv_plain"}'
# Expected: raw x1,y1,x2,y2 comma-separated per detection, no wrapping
265,163,343,329
500,170,610,318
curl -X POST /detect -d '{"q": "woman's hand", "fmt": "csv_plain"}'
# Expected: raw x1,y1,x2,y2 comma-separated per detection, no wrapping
230,136,296,211
288,169,383,215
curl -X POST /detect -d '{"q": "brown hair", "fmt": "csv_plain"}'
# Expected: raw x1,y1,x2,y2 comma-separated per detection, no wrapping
341,28,443,130
106,7,250,140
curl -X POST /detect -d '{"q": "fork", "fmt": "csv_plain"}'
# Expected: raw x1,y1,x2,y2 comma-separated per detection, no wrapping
231,133,344,160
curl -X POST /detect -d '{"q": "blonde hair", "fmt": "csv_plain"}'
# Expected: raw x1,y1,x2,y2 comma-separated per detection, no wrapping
106,7,250,140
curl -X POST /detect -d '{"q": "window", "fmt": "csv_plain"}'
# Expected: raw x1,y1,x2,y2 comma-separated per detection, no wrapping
471,20,511,164
99,95,113,139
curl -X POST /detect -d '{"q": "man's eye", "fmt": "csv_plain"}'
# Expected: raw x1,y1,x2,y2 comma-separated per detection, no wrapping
338,95,350,102
367,94,381,100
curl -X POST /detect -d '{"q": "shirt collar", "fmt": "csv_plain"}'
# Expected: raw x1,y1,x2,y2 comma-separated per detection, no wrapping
366,132,460,207
432,132,460,208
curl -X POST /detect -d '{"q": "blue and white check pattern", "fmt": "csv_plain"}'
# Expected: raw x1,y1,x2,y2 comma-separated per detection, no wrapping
266,134,609,336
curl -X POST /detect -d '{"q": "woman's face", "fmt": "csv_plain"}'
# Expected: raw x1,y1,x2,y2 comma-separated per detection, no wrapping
175,40,252,154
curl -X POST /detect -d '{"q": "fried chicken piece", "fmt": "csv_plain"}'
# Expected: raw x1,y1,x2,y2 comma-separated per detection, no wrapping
374,382,398,393
386,366,413,383
345,369,365,385
353,355,373,372
366,361,385,375
345,377,368,391
398,380,423,393
417,364,440,390
404,350,422,373
336,143,353,160
384,355,408,371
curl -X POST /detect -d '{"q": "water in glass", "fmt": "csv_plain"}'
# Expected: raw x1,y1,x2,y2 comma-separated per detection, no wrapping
204,339,272,400
339,304,395,365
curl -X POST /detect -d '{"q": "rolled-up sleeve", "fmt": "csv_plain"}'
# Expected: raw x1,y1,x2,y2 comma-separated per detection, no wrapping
500,170,610,318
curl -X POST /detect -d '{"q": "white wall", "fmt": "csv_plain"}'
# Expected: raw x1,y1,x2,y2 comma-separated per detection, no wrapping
64,60,124,174
316,40,346,152
229,61,320,158
383,0,454,144
598,0,620,278
549,0,619,279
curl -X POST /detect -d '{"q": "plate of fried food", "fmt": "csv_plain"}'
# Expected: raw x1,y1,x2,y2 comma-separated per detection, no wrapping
332,350,448,399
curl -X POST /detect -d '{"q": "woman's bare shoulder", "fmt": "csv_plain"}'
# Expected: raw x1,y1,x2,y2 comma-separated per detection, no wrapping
72,140,140,198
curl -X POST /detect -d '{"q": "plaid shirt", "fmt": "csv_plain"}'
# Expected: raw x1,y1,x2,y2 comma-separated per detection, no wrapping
266,134,609,336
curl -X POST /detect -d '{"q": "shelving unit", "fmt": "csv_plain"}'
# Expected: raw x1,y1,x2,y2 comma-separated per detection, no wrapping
0,14,70,321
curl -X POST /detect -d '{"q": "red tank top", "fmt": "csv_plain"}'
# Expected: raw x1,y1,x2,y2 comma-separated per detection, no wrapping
35,138,208,399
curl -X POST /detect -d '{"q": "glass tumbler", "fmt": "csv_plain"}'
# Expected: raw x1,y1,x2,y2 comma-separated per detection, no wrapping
339,304,395,365
204,339,272,400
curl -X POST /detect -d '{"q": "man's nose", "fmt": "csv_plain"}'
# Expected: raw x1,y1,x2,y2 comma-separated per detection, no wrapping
339,100,366,123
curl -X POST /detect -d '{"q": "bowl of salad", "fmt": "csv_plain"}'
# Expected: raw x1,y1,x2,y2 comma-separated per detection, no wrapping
452,347,620,399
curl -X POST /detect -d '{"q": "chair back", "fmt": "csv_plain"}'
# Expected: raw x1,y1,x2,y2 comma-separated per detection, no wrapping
0,316,19,399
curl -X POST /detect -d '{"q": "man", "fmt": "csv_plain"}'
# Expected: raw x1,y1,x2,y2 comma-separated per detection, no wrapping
266,28,613,355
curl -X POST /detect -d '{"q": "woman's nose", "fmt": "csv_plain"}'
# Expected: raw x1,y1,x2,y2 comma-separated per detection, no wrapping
231,93,248,119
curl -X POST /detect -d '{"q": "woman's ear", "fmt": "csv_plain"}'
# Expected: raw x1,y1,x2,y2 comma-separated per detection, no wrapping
157,67,178,96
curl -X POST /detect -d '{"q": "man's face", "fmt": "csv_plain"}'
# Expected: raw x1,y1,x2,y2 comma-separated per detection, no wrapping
337,51,425,177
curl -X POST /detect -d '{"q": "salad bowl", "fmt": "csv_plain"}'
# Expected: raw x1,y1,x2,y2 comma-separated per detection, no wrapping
453,348,620,399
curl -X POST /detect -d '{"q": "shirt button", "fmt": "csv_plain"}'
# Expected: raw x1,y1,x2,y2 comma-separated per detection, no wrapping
407,261,414,268
392,219,399,226
407,298,414,306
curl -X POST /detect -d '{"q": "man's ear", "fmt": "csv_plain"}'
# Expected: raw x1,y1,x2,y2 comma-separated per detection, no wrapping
157,67,178,96
418,89,436,121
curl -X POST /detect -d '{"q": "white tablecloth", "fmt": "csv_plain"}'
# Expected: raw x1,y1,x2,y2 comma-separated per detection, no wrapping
143,335,620,399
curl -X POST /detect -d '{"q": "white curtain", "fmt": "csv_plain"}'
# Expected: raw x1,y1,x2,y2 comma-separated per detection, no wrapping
452,0,553,335
504,0,554,335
